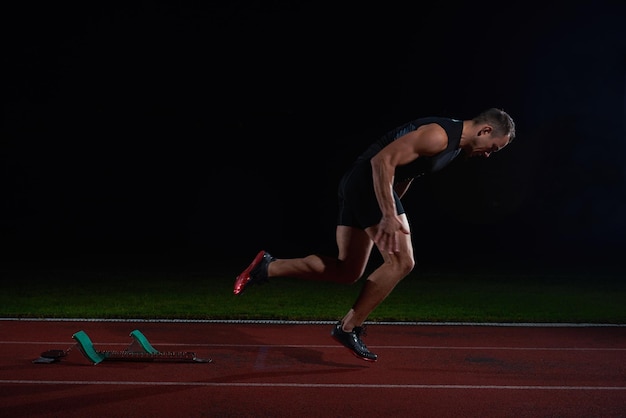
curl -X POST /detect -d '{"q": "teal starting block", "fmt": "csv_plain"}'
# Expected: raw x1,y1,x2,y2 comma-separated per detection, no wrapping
69,329,212,365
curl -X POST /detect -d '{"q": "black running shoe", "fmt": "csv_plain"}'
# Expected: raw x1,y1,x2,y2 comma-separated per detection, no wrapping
233,250,275,295
331,322,378,362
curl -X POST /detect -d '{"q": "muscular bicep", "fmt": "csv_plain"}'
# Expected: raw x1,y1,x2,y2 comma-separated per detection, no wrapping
373,124,448,167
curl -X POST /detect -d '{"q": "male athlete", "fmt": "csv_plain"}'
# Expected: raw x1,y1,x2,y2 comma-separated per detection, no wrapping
234,108,516,361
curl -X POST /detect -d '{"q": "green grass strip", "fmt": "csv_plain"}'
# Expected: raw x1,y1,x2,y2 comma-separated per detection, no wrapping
2,266,625,323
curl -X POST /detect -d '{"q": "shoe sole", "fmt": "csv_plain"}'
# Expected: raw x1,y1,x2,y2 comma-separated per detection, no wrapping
331,333,378,362
233,250,265,295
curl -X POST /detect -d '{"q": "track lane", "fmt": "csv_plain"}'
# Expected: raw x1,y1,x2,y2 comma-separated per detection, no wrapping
1,320,625,417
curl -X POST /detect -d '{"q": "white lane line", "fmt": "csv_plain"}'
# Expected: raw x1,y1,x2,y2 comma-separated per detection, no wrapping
375,346,626,351
2,341,625,351
1,380,625,390
2,318,625,327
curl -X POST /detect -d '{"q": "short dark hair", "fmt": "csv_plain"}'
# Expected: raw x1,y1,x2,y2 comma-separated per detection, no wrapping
474,108,516,142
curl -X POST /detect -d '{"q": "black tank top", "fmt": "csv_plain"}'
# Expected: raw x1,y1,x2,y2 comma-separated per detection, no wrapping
356,117,463,183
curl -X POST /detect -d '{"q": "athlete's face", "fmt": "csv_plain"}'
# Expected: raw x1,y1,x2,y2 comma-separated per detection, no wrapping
468,127,511,158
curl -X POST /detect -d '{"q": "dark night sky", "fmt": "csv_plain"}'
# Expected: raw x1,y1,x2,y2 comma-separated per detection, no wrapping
2,1,625,272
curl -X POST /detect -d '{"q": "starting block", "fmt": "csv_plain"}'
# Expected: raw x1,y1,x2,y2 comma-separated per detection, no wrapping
33,329,212,365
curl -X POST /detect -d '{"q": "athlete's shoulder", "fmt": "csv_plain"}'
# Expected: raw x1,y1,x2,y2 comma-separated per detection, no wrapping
410,123,448,156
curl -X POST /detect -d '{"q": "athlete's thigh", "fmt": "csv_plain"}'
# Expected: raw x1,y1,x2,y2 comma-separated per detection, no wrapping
336,225,374,278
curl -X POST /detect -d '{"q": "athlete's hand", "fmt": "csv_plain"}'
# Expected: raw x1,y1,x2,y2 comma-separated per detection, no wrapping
374,215,410,254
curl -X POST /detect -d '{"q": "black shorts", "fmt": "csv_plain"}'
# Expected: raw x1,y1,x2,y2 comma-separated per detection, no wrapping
337,161,405,229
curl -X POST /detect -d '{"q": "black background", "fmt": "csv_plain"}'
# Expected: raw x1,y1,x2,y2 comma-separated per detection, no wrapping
2,1,625,273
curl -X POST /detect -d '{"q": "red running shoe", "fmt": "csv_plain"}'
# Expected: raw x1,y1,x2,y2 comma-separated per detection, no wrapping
233,250,275,295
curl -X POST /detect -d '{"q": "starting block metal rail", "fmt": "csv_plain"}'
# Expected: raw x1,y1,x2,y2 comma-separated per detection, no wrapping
32,329,212,365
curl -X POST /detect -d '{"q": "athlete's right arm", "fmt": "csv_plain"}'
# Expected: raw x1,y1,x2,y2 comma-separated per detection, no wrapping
370,124,448,253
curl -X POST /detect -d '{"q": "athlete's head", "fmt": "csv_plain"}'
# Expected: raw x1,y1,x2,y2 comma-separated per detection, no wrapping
463,108,516,158
473,108,516,142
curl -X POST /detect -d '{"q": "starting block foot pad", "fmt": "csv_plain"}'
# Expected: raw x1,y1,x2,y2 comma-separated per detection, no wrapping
129,329,159,354
72,330,107,364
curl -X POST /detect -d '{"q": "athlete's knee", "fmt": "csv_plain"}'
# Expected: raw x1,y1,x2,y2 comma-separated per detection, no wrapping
394,254,415,278
334,260,367,284
337,268,365,284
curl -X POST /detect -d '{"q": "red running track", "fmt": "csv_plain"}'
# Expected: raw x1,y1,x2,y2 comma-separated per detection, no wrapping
1,320,625,418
